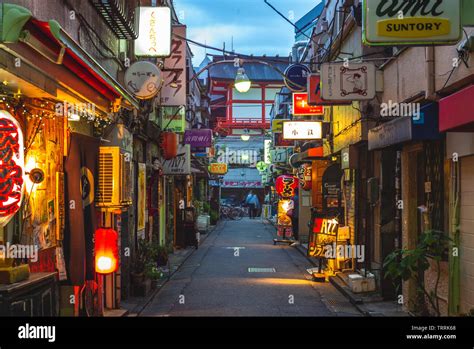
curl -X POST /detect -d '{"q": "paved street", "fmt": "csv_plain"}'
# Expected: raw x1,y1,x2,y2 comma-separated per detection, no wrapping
140,218,362,317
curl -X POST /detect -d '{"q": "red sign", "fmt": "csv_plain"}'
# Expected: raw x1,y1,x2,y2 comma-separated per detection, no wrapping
292,93,324,116
307,74,324,106
275,175,299,198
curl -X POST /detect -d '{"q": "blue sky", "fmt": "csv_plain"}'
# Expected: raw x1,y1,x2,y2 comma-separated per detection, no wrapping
173,0,321,66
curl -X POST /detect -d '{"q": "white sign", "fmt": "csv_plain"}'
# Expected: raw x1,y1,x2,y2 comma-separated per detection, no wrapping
124,61,161,99
135,7,171,57
363,0,461,46
321,62,376,101
160,25,187,106
163,144,191,175
264,139,272,164
283,121,322,140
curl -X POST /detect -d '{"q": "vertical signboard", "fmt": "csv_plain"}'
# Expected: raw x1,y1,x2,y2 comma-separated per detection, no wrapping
160,25,187,106
135,7,172,57
137,163,146,234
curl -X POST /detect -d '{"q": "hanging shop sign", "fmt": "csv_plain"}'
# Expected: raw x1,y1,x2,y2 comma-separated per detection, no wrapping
308,73,352,106
264,139,272,164
275,175,299,198
160,25,187,106
135,7,171,57
308,217,339,258
298,163,312,191
163,144,191,175
161,106,185,133
292,93,324,116
363,0,462,46
284,64,311,92
209,163,228,175
0,110,24,227
321,62,376,101
270,146,294,164
184,129,213,147
124,61,161,99
283,121,322,140
256,161,267,172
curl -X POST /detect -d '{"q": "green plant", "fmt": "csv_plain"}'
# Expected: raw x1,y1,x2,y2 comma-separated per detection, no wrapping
383,230,451,316
202,202,210,214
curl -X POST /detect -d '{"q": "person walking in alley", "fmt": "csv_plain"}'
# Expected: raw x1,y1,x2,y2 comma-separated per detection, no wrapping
245,191,260,219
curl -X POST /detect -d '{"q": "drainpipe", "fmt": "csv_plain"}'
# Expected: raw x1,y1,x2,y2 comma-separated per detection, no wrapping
425,47,436,101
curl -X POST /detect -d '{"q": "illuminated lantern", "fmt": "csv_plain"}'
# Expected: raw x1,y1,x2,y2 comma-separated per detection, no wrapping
161,132,178,160
0,110,24,227
275,175,298,198
298,163,312,191
94,228,119,274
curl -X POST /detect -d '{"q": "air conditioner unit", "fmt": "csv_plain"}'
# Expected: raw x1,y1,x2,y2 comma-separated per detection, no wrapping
96,146,132,207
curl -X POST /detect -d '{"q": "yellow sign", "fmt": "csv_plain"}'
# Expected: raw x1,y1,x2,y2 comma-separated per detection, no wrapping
377,17,451,38
272,119,284,133
209,163,228,175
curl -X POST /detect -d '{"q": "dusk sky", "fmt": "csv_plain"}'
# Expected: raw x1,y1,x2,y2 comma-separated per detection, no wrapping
173,0,321,66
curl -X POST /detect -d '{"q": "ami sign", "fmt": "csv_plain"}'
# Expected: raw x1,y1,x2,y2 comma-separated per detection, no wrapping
292,93,324,116
363,0,462,45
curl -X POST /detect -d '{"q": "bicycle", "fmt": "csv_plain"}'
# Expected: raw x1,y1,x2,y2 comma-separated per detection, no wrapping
220,204,244,220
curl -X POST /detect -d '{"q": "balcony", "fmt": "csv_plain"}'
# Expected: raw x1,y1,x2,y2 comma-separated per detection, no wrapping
90,0,138,39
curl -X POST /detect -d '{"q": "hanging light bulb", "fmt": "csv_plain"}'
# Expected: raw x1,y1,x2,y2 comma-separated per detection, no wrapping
241,129,250,141
234,67,251,93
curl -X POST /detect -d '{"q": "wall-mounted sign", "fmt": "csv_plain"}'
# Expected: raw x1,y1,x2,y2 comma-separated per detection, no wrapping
135,7,171,57
137,163,146,231
160,25,187,106
308,73,352,106
284,64,311,92
293,93,324,116
270,147,294,164
163,144,191,175
321,62,376,101
184,129,212,147
283,121,322,140
256,161,267,172
161,106,185,133
209,163,228,175
363,0,462,46
0,110,24,227
272,119,284,133
124,61,161,99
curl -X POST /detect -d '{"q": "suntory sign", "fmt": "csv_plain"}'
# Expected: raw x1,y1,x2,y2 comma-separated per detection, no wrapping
363,0,461,45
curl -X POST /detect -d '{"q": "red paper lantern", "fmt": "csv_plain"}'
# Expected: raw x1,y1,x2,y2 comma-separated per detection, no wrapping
298,163,312,191
161,132,178,160
94,228,119,274
0,110,24,227
275,175,299,198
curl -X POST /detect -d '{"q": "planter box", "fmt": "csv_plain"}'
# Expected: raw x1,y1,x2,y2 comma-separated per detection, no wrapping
132,279,152,297
348,273,376,293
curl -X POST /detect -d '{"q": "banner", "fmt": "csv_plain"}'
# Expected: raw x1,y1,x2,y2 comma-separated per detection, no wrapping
64,133,99,285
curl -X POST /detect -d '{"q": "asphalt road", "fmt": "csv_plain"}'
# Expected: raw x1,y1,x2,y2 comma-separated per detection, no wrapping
140,218,362,317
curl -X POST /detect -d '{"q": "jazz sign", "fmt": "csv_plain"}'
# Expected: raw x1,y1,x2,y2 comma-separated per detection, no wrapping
363,0,462,46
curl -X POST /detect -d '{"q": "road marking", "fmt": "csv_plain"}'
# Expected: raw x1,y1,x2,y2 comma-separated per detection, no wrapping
248,267,276,273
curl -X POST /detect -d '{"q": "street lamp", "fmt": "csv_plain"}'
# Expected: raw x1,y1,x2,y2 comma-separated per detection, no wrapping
234,67,251,93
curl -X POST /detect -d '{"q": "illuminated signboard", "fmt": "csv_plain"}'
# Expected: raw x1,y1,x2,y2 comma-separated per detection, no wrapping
283,121,322,140
292,93,324,116
0,110,24,227
264,139,272,164
135,7,171,57
209,163,228,175
363,0,461,46
308,217,339,258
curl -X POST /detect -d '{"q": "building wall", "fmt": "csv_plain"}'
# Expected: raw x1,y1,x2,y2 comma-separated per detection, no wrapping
460,155,474,314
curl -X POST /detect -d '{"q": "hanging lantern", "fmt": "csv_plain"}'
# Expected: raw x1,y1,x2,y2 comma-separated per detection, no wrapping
298,163,312,191
94,228,119,274
160,132,178,160
0,110,24,227
275,175,298,198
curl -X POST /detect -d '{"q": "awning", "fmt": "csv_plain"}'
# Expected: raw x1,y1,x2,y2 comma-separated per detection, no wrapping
0,4,139,110
368,103,441,151
289,147,325,168
439,85,474,132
